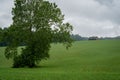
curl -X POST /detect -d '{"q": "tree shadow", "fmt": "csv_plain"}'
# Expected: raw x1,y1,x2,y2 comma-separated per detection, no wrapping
33,65,59,69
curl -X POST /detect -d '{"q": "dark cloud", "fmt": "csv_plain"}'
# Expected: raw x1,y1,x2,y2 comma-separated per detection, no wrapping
95,0,113,6
95,0,120,24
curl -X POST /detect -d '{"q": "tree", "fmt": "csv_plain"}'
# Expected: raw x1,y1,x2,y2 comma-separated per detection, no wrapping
88,36,99,40
0,28,4,46
71,34,88,41
5,0,73,68
0,27,2,42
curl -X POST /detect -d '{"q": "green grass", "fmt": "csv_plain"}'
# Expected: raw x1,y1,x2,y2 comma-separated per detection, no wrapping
0,40,120,80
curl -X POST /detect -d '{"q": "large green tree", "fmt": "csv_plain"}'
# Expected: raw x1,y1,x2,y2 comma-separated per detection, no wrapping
5,0,73,68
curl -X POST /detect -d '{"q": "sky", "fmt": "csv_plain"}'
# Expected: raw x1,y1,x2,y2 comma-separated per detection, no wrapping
0,0,120,37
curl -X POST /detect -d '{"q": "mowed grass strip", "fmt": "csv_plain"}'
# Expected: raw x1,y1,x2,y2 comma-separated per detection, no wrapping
0,40,120,80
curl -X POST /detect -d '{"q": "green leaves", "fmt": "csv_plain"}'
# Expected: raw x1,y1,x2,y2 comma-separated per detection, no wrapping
5,46,17,59
5,0,73,68
0,28,3,42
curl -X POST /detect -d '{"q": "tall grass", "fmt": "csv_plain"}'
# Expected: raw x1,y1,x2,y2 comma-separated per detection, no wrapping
0,40,120,80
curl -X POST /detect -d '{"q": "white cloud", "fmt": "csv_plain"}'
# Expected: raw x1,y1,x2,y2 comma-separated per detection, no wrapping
67,16,119,37
0,0,14,28
49,0,120,37
0,0,120,37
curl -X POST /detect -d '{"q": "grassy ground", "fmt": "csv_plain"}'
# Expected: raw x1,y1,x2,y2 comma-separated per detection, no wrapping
0,40,120,80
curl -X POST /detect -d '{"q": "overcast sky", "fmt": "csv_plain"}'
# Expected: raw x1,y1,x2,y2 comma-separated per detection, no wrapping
0,0,120,37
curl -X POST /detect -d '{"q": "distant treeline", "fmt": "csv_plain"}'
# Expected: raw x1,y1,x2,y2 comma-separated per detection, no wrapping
0,27,120,46
71,34,120,41
0,27,25,47
71,34,88,41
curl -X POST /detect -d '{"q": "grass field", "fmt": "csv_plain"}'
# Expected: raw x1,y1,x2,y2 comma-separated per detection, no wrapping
0,40,120,80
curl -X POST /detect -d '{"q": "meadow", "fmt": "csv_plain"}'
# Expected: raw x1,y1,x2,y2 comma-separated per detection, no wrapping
0,40,120,80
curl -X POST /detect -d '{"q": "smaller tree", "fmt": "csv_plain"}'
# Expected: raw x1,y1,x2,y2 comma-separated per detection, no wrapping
0,27,2,42
88,36,99,40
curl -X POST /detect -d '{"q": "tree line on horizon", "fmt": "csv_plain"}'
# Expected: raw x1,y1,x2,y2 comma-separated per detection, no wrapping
1,27,120,47
71,34,120,41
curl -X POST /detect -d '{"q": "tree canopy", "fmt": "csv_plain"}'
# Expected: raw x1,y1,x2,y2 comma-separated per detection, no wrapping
4,0,73,68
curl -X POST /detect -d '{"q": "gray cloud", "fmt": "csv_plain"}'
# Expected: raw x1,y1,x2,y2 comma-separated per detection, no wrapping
95,0,113,6
95,0,120,24
0,0,120,37
0,0,14,28
50,0,120,37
